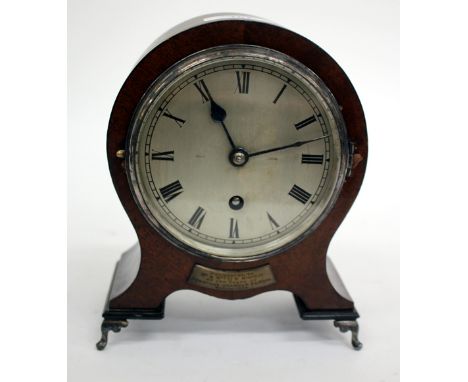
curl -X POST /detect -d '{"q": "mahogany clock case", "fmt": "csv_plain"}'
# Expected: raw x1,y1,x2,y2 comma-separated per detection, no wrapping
102,17,367,347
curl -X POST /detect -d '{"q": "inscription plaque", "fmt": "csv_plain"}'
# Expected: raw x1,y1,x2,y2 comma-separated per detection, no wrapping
188,264,276,291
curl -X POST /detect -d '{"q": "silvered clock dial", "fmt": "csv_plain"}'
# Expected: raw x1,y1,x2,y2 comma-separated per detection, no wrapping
127,46,348,260
98,14,367,351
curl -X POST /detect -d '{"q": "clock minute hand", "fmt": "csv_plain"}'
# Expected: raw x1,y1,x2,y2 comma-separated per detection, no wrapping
210,99,236,149
249,135,329,158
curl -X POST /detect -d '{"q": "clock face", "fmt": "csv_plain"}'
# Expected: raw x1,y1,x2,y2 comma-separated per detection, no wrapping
127,45,348,260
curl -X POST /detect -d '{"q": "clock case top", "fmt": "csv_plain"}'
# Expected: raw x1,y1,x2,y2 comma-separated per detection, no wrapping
106,16,367,311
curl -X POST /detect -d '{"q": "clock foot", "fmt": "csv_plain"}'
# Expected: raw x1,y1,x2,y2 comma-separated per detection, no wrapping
333,320,362,350
96,319,128,350
293,258,362,351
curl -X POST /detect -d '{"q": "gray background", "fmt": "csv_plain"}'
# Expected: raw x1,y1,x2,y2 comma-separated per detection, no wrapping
68,1,399,381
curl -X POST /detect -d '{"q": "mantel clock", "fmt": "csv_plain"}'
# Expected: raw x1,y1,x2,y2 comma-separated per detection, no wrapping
97,14,367,350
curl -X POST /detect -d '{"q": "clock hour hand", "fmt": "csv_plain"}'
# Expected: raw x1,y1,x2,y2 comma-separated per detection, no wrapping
210,99,236,149
249,135,329,158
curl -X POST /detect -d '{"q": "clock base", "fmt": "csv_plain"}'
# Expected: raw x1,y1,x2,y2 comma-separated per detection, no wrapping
96,302,166,350
96,247,167,350
294,295,362,350
97,255,361,350
293,257,362,350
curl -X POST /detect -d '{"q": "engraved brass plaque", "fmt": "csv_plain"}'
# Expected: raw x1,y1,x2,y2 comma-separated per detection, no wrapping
188,264,276,291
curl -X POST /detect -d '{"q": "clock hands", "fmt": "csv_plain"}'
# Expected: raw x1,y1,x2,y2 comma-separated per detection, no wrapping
210,98,226,122
210,99,236,150
201,81,325,163
226,134,328,167
195,78,237,149
249,135,329,158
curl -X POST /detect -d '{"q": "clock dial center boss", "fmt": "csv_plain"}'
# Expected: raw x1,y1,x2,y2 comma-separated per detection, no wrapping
128,45,348,260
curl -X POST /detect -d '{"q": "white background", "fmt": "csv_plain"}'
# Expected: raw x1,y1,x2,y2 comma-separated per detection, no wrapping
67,1,399,381
6,1,468,382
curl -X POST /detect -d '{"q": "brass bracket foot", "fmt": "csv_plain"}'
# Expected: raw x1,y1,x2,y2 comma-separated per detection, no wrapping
96,319,128,350
333,320,363,350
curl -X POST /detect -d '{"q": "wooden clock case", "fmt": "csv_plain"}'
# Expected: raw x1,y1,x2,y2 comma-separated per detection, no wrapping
98,15,367,350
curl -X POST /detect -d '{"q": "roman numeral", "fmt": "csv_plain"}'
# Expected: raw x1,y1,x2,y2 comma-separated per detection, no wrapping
159,180,183,203
289,184,312,204
151,150,174,161
162,109,185,127
301,154,323,164
188,207,206,229
267,212,280,230
235,71,250,94
229,218,239,238
194,79,211,103
273,84,287,104
295,115,317,130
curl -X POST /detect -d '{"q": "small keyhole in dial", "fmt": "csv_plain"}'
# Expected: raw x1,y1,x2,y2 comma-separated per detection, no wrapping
229,196,244,210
